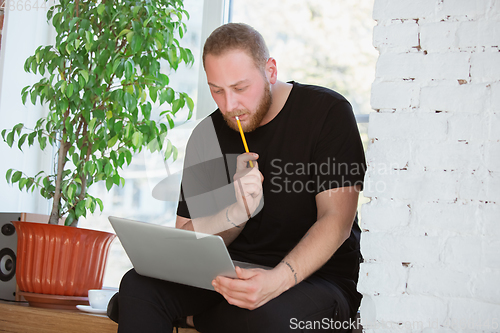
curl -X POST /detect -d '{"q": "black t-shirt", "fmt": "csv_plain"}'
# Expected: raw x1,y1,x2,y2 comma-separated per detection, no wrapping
177,82,366,283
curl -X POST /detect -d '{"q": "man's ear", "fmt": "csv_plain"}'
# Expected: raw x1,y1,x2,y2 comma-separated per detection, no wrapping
265,57,278,84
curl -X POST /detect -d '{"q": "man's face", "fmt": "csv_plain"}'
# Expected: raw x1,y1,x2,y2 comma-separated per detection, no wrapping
204,49,272,132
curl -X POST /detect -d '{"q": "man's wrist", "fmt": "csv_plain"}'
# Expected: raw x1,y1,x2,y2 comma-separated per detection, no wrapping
229,203,250,225
277,260,298,291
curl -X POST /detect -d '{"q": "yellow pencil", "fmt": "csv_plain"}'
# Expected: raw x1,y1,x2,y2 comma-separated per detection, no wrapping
235,116,254,167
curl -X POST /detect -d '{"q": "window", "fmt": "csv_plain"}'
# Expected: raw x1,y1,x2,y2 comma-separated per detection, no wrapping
229,0,376,212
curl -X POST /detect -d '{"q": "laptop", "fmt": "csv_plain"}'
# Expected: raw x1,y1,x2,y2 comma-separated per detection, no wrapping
108,216,270,291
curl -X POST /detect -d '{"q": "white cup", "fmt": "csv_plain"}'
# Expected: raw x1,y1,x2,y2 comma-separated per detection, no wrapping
88,289,118,309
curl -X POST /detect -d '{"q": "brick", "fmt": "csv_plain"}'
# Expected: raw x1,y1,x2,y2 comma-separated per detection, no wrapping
406,265,474,298
375,53,424,79
485,142,500,172
457,20,500,48
370,80,419,110
360,198,411,231
480,203,500,237
412,201,480,235
413,141,483,171
471,51,500,83
373,20,419,51
360,232,441,263
440,0,489,18
420,21,460,51
365,138,411,171
472,269,500,303
491,84,500,115
376,52,470,80
364,168,460,201
447,113,489,142
420,83,489,113
443,235,483,268
485,173,500,203
489,113,500,141
447,298,500,330
462,171,500,202
368,112,448,141
373,0,437,21
457,169,491,201
367,295,448,325
482,239,500,268
408,171,459,201
358,262,407,296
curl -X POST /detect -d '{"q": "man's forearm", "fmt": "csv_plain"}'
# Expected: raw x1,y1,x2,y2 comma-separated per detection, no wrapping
179,202,249,245
276,213,353,289
275,187,360,291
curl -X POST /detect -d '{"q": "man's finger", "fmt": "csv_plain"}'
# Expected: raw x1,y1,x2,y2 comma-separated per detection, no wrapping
236,153,258,170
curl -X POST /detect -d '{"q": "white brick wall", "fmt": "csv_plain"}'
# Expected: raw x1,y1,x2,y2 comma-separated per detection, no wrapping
362,0,500,331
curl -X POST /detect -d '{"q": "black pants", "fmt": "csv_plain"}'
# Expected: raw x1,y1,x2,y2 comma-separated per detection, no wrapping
117,269,355,333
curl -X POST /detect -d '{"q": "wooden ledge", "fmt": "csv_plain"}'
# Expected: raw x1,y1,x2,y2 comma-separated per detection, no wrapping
0,301,199,333
0,301,117,333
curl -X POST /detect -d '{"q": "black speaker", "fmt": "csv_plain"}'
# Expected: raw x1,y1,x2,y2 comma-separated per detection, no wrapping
0,213,21,301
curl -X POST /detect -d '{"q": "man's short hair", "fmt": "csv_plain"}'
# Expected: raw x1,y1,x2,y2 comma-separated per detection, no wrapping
202,23,270,72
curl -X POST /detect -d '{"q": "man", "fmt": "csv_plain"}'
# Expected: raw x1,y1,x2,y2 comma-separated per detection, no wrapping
117,23,365,332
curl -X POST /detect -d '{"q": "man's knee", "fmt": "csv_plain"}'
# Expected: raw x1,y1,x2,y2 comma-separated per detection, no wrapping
119,268,160,300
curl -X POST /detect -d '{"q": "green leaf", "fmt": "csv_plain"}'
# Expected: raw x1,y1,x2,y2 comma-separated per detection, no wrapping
88,118,98,135
125,61,134,80
11,171,22,183
106,177,114,191
6,169,13,183
19,177,29,190
97,3,105,16
66,83,74,97
131,131,142,147
96,198,104,211
185,95,194,112
67,183,76,200
131,34,144,53
18,133,28,151
164,140,172,160
108,135,119,148
141,102,152,120
39,136,47,150
116,29,131,40
126,31,135,44
125,150,133,165
160,87,174,105
172,146,178,161
6,132,14,147
172,98,183,114
85,197,93,209
166,114,175,129
104,163,113,176
65,212,75,227
123,92,137,111
75,200,86,218
80,69,89,83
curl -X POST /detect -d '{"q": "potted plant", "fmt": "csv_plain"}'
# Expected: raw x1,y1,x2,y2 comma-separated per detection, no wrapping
1,0,194,307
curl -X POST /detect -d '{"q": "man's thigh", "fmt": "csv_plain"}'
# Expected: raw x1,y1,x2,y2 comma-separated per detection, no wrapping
194,275,351,333
118,269,225,332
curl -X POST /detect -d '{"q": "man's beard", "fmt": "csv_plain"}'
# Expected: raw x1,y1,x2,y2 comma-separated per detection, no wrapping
223,82,272,133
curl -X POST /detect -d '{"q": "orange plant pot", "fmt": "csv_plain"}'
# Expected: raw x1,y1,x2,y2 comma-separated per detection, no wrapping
13,221,116,297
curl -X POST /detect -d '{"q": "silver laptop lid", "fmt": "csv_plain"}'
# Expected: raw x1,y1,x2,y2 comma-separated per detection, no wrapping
108,216,237,290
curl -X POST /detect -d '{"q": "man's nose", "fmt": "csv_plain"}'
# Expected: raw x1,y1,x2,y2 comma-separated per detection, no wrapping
225,91,239,112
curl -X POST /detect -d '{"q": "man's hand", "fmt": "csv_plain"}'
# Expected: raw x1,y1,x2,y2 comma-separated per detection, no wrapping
212,265,292,310
232,153,264,219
